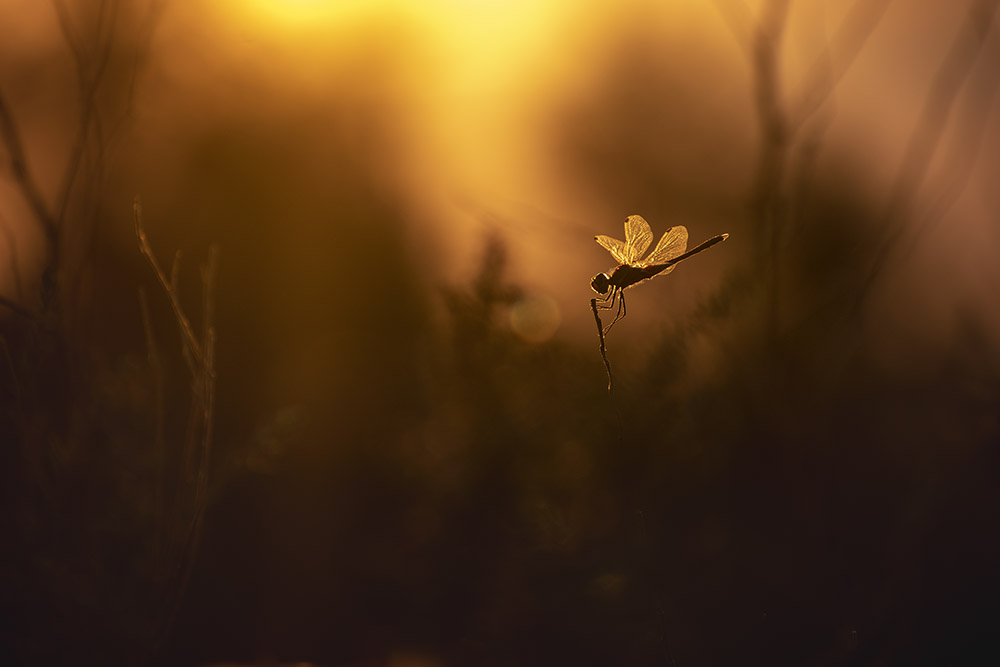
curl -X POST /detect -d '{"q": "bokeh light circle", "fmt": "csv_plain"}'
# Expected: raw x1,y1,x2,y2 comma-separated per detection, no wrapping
509,293,561,343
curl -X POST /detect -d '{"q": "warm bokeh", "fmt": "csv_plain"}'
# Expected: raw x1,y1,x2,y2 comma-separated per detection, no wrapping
2,1,999,665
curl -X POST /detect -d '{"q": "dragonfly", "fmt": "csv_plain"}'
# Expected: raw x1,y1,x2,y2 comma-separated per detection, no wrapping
591,215,728,334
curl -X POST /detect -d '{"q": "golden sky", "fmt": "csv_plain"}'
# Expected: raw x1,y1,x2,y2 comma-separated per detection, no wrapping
2,0,999,348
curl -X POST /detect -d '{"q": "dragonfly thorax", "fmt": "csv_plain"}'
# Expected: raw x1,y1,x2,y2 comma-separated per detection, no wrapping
608,263,658,290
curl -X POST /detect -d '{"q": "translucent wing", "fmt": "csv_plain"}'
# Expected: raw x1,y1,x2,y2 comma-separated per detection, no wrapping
623,215,653,264
639,225,688,267
595,234,631,265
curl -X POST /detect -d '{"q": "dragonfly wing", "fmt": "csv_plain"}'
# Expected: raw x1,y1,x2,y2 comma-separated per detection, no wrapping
595,234,631,265
624,215,653,264
639,225,688,267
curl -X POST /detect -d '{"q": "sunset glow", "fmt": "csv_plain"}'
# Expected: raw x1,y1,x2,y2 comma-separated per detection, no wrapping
3,1,1000,665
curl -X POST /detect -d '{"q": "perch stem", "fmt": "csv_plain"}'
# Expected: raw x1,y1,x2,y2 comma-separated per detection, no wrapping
591,298,614,394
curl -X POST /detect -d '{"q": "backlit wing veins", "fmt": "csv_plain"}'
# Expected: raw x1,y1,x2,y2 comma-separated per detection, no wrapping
594,235,631,266
639,225,688,267
623,215,652,264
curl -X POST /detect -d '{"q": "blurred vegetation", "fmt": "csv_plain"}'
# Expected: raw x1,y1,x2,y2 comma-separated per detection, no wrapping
2,2,1000,667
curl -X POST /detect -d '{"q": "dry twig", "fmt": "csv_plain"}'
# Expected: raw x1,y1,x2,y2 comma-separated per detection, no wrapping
134,196,219,657
855,0,1000,310
591,298,614,394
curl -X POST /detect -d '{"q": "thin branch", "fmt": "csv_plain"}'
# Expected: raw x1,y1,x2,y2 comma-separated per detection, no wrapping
855,0,1000,309
1,217,24,301
166,249,198,376
53,0,120,229
0,336,29,472
747,0,792,336
170,250,181,292
0,295,33,321
751,0,792,154
50,0,89,230
591,298,613,394
136,198,218,660
712,0,755,59
138,287,166,571
0,220,34,317
193,244,218,513
785,4,839,246
50,0,85,67
897,8,1000,263
0,92,59,249
787,105,836,229
793,0,893,130
134,197,207,370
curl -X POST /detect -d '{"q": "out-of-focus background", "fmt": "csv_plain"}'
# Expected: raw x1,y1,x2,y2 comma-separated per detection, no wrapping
2,1,999,665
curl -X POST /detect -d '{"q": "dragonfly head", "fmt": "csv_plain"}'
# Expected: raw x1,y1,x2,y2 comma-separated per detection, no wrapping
591,272,611,295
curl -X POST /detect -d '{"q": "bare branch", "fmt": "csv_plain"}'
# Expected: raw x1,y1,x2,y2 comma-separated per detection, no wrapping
137,198,219,658
0,295,33,321
196,243,218,495
0,336,27,454
134,197,206,369
591,298,613,394
752,0,792,146
712,0,756,59
743,0,792,335
138,287,166,568
0,216,24,301
170,250,181,293
50,0,85,66
53,0,121,230
0,221,33,318
856,0,1000,308
793,0,893,130
0,92,59,248
896,7,1000,263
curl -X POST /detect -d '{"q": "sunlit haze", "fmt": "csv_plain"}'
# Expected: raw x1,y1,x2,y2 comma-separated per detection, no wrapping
2,1,1000,664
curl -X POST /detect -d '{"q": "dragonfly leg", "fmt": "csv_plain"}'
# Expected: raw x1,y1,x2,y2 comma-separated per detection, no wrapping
603,290,626,335
595,290,616,310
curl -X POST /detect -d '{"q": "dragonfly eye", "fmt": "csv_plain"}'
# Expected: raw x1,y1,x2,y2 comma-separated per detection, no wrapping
591,273,611,294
